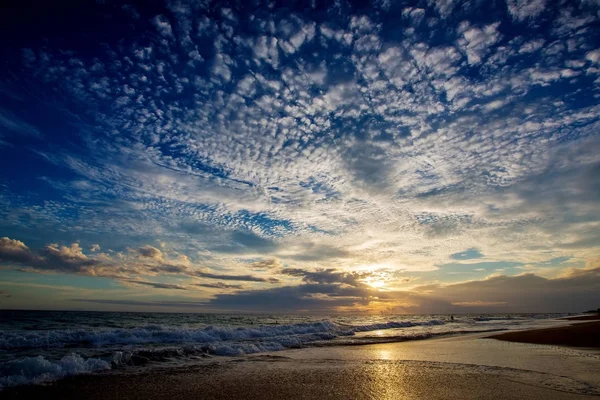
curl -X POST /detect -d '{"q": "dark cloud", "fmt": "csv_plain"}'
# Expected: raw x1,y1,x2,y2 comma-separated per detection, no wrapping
1,237,279,287
0,237,39,264
69,266,600,313
137,245,163,259
208,267,600,313
194,270,279,283
248,259,282,270
71,299,207,308
412,267,600,313
41,243,102,272
122,279,188,290
146,263,189,274
195,282,244,289
0,237,103,273
209,284,372,311
280,268,371,287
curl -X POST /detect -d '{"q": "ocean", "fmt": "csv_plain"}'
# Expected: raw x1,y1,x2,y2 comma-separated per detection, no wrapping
0,310,569,389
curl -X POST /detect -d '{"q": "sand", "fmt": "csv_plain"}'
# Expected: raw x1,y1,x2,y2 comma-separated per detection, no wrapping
563,314,600,321
488,321,600,348
3,357,599,400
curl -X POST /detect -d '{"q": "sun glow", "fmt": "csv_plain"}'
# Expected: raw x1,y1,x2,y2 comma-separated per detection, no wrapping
366,279,386,289
356,264,390,289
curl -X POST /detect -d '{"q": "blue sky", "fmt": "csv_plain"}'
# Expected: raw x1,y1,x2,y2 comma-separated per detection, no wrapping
0,0,599,313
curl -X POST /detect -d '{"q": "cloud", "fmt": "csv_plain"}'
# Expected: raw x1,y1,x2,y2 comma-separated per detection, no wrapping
65,265,600,313
122,279,188,290
41,243,103,272
0,238,102,273
0,237,277,287
506,0,547,21
206,266,600,313
137,245,163,259
457,21,502,65
586,49,600,64
195,282,244,289
451,301,507,306
428,0,456,17
70,299,208,308
0,108,41,138
208,284,372,312
412,267,600,312
152,15,174,38
280,268,371,287
0,237,38,264
1,0,600,312
194,270,279,283
248,259,282,270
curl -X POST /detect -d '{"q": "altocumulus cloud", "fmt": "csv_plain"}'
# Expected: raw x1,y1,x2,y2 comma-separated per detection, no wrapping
0,0,599,312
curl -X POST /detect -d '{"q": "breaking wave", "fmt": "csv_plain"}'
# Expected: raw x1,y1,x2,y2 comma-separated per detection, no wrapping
0,354,110,388
0,319,444,350
0,319,447,388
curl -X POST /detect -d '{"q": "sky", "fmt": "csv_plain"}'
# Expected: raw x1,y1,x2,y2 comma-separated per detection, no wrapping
0,0,599,314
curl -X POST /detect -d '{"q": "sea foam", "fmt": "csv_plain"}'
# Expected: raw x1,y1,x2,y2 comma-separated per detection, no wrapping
0,319,443,350
0,353,110,389
0,319,445,388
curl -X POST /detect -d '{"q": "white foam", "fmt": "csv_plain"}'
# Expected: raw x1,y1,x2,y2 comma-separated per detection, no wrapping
0,319,451,388
0,353,110,389
349,320,445,332
0,319,444,350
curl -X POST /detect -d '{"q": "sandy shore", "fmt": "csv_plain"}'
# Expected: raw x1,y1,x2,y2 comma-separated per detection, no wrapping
3,356,599,400
4,326,600,400
563,314,600,321
488,321,600,348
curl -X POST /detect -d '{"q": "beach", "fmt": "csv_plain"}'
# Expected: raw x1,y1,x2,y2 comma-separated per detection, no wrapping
3,319,600,400
487,320,600,348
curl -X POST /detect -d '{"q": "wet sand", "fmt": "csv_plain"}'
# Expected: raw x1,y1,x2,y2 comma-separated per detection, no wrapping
563,314,600,321
488,321,600,348
3,357,599,400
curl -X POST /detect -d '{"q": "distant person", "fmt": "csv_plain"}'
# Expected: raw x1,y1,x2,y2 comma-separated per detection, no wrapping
450,315,454,321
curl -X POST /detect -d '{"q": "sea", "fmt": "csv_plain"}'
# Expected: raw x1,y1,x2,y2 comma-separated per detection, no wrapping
0,310,570,389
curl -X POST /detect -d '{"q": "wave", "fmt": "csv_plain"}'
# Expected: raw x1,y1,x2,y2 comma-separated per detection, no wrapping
0,319,451,388
0,319,444,350
0,353,110,389
0,326,509,390
348,319,445,332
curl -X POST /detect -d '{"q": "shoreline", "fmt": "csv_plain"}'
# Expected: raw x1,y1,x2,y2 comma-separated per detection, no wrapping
3,356,599,400
562,314,600,321
487,320,600,348
3,322,600,399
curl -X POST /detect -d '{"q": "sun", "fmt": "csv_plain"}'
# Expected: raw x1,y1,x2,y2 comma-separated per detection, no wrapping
366,279,386,289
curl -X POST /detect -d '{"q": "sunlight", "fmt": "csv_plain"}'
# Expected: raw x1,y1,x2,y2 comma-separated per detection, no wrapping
367,279,386,289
